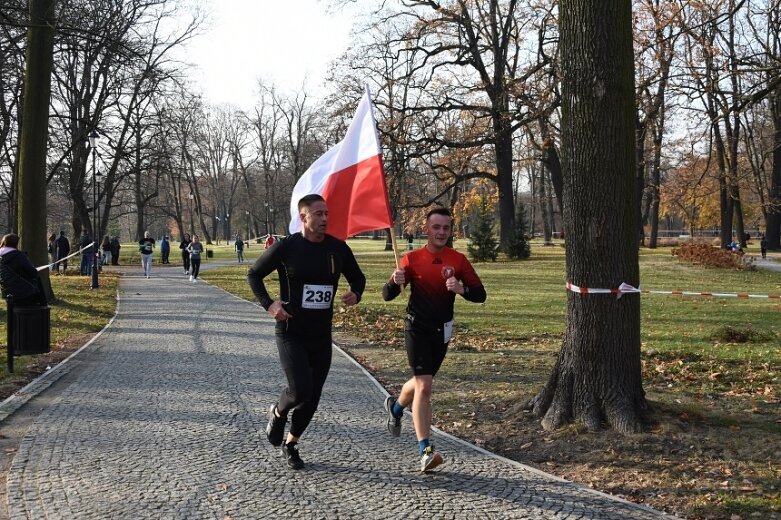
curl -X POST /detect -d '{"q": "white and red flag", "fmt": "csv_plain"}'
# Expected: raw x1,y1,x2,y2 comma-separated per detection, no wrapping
288,86,393,240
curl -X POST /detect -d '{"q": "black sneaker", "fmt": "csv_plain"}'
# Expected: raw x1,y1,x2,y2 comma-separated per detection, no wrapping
265,404,286,447
282,442,304,470
384,396,402,437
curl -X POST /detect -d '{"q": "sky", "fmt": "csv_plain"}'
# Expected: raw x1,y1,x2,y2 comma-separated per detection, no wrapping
180,0,357,109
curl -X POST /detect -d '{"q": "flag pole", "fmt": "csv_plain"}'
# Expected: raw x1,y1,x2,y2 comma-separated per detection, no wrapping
389,227,401,269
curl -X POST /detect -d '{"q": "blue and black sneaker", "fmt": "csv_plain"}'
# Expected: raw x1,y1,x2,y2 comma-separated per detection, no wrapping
384,396,402,437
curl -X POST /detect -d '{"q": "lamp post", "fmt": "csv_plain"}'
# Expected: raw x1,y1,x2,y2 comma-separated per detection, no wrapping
269,207,275,235
188,191,194,233
245,210,250,239
89,129,100,289
264,202,269,235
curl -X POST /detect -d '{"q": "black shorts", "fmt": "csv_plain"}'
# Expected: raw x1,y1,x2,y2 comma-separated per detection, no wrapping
404,316,448,376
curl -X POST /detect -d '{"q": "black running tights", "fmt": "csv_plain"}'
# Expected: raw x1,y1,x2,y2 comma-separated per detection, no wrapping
275,332,332,438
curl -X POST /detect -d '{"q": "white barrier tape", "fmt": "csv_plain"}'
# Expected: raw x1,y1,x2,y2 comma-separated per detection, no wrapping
36,241,96,272
566,281,781,300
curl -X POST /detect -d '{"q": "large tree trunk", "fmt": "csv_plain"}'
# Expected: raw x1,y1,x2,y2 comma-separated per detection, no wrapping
526,0,647,434
494,114,516,251
18,0,57,302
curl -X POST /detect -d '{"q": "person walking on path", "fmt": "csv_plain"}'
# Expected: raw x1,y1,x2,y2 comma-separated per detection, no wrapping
110,236,121,265
139,231,155,278
760,235,768,259
54,231,70,274
79,230,94,276
235,234,245,263
179,233,192,275
187,235,204,283
247,194,366,470
382,207,486,473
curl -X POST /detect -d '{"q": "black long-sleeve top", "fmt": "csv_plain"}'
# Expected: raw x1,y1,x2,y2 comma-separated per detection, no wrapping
247,233,366,337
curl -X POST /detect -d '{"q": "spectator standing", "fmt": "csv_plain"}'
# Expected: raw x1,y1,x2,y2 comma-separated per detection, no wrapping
110,236,121,265
0,234,45,307
139,231,155,278
79,230,93,276
760,235,768,259
54,231,70,274
47,234,57,272
160,236,170,264
235,234,245,263
101,235,112,266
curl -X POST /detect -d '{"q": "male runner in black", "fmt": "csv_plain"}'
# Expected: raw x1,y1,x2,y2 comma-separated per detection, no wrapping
247,194,366,470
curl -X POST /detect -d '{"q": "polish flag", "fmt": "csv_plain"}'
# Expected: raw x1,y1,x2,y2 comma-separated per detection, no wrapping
288,87,393,240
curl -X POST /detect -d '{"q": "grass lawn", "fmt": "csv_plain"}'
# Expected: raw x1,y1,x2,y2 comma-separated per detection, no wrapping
203,238,780,520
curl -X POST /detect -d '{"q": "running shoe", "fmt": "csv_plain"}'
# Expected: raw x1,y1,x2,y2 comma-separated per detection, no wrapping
384,396,402,437
420,445,443,472
265,404,286,447
282,442,304,470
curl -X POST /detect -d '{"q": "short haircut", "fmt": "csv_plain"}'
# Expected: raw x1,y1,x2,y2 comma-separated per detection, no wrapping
298,193,326,211
426,207,451,220
0,233,19,248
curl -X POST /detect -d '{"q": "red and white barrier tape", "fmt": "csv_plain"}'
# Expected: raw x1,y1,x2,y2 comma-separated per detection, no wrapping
566,282,781,300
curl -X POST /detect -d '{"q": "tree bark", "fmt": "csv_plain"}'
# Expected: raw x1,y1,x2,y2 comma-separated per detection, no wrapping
17,0,56,302
527,0,647,433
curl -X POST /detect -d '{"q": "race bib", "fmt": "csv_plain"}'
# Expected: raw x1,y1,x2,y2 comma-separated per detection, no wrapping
443,320,454,343
302,284,334,309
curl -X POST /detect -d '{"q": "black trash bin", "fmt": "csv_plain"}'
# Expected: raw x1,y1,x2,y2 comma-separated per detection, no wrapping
12,306,51,356
206,249,213,258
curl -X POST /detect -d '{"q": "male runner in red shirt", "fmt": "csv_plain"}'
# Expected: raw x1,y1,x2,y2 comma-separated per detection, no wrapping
382,207,486,472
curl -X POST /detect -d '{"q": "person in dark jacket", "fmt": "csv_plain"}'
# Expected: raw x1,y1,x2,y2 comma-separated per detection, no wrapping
79,230,94,275
0,234,44,307
179,233,192,275
110,236,121,265
160,236,170,264
54,231,70,274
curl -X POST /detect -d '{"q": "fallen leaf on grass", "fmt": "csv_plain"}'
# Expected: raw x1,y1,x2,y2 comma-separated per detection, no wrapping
739,480,757,492
520,442,533,450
